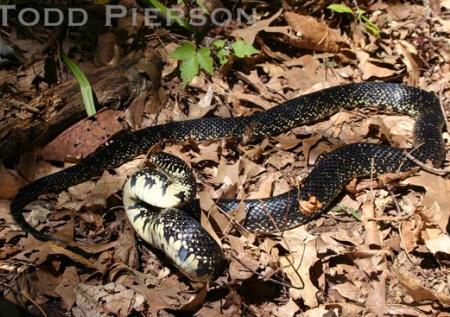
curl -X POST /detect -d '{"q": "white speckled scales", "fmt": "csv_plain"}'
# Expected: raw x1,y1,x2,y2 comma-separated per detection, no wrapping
123,152,225,281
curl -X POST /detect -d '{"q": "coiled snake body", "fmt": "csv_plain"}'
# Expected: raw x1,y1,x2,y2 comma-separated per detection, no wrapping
123,152,225,281
10,83,446,281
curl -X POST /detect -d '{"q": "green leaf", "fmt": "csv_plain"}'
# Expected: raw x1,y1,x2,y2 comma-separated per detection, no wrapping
196,47,213,75
61,53,96,117
217,48,230,65
327,3,354,15
231,40,259,58
360,15,380,37
170,42,196,61
180,56,199,84
212,39,226,49
355,8,367,17
331,205,361,221
172,43,217,84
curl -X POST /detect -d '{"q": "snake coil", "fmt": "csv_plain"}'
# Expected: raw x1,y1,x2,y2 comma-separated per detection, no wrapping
10,82,446,281
123,152,225,281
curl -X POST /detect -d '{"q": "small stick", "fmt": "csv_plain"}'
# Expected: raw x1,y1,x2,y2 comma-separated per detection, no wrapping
404,152,450,176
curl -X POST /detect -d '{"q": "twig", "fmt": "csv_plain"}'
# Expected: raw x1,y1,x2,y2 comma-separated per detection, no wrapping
18,289,48,317
360,160,389,313
354,169,419,193
229,253,302,290
404,152,450,176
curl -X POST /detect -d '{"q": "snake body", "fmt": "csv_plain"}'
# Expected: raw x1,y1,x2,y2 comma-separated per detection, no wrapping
123,152,225,281
10,82,446,280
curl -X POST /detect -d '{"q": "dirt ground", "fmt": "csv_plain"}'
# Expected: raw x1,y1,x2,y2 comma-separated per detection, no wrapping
1,1,450,316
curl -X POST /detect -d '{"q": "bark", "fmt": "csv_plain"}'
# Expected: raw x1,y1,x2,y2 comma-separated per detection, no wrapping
0,57,151,161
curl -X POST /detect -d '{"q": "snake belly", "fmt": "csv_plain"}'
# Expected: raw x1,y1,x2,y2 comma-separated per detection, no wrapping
123,152,225,281
10,82,446,280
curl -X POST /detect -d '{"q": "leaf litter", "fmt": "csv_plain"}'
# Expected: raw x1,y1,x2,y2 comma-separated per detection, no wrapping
1,1,450,316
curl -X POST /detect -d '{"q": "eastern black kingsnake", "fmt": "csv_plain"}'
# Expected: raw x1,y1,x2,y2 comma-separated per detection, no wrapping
10,82,447,281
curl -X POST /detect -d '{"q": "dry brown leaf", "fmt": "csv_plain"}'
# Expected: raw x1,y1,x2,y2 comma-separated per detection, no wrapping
14,241,98,269
124,93,147,129
34,267,61,298
201,192,233,235
190,85,216,118
280,55,341,92
0,164,24,199
40,109,124,162
400,215,422,253
356,51,398,80
423,228,450,255
362,62,397,80
210,158,240,187
228,254,258,281
247,172,277,199
228,89,273,110
273,133,302,150
240,158,266,182
18,156,63,183
237,70,272,98
405,171,450,233
54,266,80,309
279,227,320,307
273,298,300,317
330,228,364,247
308,143,334,166
266,151,296,170
332,282,364,303
232,9,283,44
200,206,225,248
386,4,411,20
393,265,450,305
58,157,144,210
114,225,139,267
284,11,347,52
73,283,145,317
192,142,220,163
93,32,120,67
304,303,364,317
397,41,421,85
378,116,414,146
177,286,208,312
228,235,259,280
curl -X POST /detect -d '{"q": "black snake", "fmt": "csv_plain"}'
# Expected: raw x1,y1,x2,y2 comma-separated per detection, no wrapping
10,82,446,281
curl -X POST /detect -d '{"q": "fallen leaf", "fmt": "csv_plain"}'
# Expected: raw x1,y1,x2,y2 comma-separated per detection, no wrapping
284,11,347,52
393,265,450,305
397,41,421,85
333,282,364,303
74,283,145,317
54,266,80,309
279,227,321,307
40,109,124,162
93,32,120,67
232,9,283,45
423,228,450,255
405,172,450,233
356,51,398,80
304,303,364,316
273,298,300,317
0,164,24,199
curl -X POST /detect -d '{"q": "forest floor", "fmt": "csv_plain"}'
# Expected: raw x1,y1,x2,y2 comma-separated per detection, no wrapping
1,1,450,316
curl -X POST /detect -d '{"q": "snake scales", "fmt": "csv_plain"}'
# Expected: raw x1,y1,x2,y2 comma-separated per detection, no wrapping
10,82,446,281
